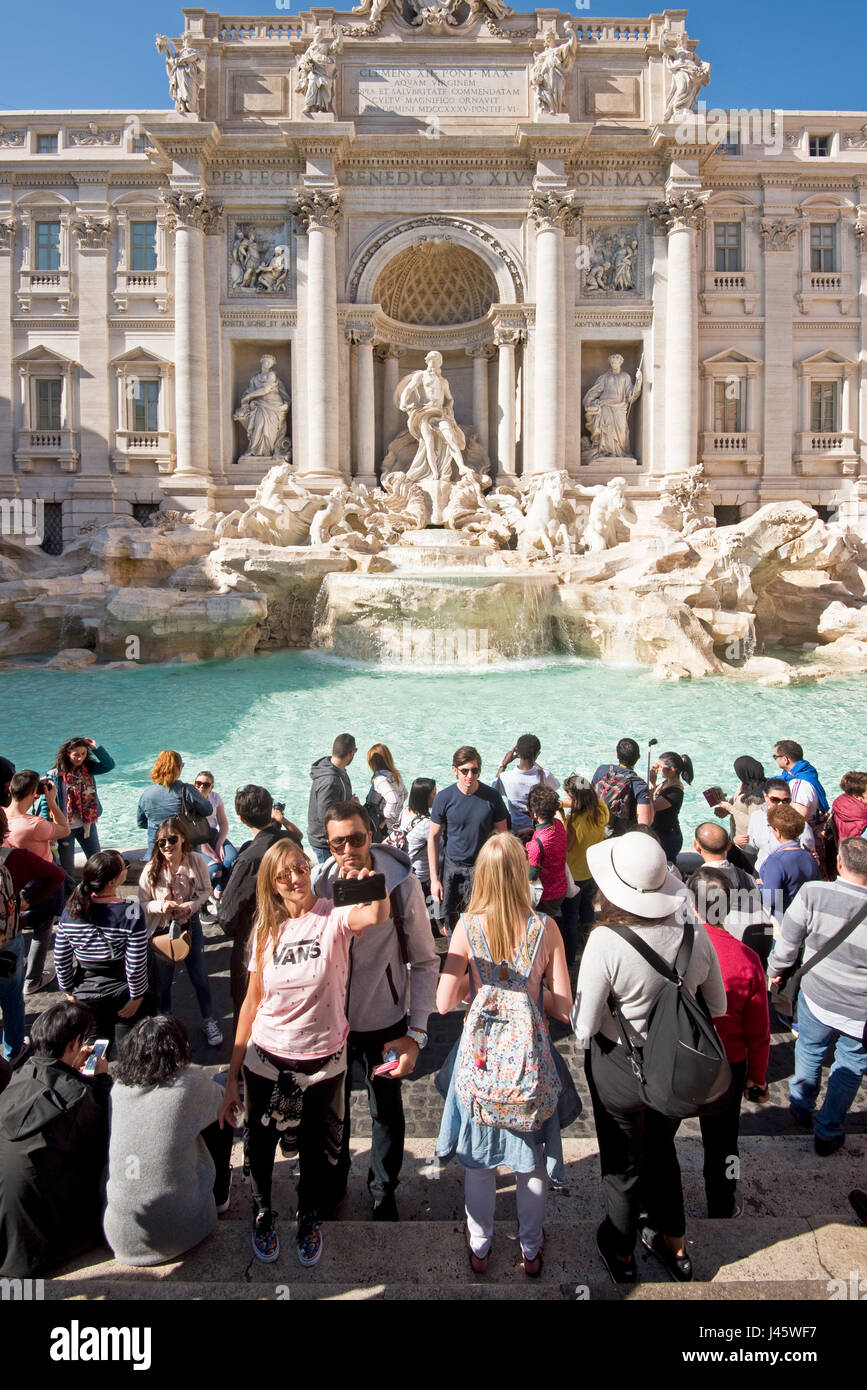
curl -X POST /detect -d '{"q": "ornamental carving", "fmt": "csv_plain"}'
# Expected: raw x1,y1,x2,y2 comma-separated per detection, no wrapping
71,215,112,250
0,220,16,253
528,188,581,234
581,223,641,296
854,217,866,251
161,190,223,234
346,324,376,345
760,218,799,252
230,222,292,294
69,124,122,147
293,189,342,233
344,0,527,39
349,215,524,303
374,240,498,325
843,126,867,151
493,323,525,347
648,191,708,233
0,126,25,149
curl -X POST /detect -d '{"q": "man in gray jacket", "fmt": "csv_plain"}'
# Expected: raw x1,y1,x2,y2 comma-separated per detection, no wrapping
769,835,867,1156
314,800,438,1221
307,734,356,863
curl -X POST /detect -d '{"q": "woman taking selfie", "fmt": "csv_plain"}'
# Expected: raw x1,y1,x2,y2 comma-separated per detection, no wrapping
137,818,222,1048
435,833,573,1278
648,752,694,864
218,838,390,1268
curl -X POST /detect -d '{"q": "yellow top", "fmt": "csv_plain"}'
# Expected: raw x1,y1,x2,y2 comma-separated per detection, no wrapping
564,802,610,881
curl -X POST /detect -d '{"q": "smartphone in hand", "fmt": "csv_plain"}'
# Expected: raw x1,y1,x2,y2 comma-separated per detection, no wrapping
83,1039,110,1075
333,873,387,908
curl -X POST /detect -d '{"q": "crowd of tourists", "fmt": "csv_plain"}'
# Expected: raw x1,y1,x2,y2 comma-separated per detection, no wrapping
0,730,865,1283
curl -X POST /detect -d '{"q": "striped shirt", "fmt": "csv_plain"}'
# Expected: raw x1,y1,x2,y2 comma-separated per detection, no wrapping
769,878,867,1037
55,899,150,1000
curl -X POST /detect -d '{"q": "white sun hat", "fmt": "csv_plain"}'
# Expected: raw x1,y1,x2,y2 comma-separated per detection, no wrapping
586,832,689,921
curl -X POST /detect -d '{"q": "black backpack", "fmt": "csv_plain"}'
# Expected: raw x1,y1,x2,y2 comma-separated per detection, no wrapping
595,766,639,837
606,920,734,1119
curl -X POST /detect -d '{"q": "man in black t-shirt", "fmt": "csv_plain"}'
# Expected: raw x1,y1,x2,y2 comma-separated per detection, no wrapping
428,745,508,930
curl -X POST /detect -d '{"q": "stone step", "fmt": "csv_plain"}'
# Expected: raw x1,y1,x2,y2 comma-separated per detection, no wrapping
50,1215,867,1295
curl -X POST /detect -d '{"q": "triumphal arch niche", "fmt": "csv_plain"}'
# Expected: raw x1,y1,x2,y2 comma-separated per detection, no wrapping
146,1,711,511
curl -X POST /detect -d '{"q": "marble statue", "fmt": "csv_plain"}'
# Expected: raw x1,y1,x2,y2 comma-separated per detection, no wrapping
155,34,203,117
350,0,392,21
582,354,643,460
310,486,350,547
515,472,576,558
295,27,340,115
656,464,715,536
232,231,290,293
234,356,291,458
215,462,321,547
255,244,291,293
530,26,578,117
397,350,482,523
662,36,711,123
574,477,634,553
408,0,464,29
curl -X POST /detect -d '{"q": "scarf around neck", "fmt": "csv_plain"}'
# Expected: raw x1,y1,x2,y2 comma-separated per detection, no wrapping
780,760,829,814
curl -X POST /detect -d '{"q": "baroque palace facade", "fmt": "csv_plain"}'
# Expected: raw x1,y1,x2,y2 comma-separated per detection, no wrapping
0,4,866,549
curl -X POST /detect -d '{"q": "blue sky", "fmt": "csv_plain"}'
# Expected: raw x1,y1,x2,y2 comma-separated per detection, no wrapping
0,0,864,113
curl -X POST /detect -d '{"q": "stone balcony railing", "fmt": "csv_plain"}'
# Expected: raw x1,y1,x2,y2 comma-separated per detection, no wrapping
17,268,73,314
112,429,176,474
797,270,855,315
700,269,759,314
794,429,859,475
699,431,762,475
211,12,653,43
14,427,79,472
112,267,171,313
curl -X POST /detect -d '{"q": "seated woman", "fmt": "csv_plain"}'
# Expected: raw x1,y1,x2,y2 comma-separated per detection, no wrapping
103,1015,233,1267
191,770,238,912
0,1002,111,1277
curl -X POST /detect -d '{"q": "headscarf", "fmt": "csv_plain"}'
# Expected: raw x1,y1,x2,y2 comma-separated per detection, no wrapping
733,756,765,804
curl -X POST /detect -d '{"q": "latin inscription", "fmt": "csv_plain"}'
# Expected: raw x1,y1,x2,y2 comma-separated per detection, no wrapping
211,168,665,188
348,65,527,118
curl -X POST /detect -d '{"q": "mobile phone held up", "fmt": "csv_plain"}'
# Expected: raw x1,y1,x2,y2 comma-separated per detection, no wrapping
83,1039,110,1075
332,872,387,908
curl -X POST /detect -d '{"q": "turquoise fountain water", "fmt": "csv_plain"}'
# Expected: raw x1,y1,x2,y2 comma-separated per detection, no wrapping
1,651,863,849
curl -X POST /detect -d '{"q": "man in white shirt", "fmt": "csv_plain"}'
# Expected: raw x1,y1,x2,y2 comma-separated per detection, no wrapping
493,734,560,837
748,780,815,871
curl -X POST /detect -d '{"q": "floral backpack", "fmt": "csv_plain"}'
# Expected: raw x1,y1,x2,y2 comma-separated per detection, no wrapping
0,847,19,950
455,912,561,1133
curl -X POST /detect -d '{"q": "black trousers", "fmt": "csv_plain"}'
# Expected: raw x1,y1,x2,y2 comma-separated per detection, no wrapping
230,937,250,1031
441,858,474,930
244,1063,345,1222
585,1035,685,1256
201,1118,235,1208
699,1059,747,1217
333,1016,408,1206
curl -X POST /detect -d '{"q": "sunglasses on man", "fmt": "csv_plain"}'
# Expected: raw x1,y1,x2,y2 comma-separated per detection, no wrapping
328,831,369,851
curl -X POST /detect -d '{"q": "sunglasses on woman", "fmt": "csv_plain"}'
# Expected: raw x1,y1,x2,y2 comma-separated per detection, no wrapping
275,863,310,883
157,835,180,847
195,780,213,790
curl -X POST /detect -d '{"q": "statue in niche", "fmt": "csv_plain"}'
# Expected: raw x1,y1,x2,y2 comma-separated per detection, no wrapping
661,35,711,123
155,34,204,117
295,26,340,115
530,26,578,117
582,353,643,460
234,356,291,459
397,350,484,523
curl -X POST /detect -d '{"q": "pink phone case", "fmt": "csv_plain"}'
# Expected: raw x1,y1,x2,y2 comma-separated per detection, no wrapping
372,1057,400,1077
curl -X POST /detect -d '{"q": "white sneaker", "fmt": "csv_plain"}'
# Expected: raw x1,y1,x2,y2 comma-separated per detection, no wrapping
204,1018,223,1047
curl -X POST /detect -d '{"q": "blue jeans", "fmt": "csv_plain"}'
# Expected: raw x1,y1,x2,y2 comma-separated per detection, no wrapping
790,993,867,1142
57,822,101,879
313,846,331,865
154,913,213,1021
207,840,238,891
559,878,597,969
0,933,27,1060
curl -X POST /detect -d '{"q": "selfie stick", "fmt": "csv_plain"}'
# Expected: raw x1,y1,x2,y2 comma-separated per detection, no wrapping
646,738,659,788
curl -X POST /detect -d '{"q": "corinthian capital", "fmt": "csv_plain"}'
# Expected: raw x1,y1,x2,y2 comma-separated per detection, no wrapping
161,189,223,233
648,190,709,234
293,189,342,233
528,187,581,234
71,215,112,251
759,218,799,252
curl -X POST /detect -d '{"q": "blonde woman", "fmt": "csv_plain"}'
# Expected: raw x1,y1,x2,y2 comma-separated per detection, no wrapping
218,838,390,1268
136,750,212,854
435,833,573,1277
365,743,407,840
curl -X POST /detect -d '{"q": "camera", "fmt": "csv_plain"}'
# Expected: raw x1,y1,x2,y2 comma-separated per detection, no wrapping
37,778,52,795
273,802,285,813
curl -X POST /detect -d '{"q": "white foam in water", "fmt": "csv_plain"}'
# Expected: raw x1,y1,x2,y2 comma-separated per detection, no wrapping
1,650,862,850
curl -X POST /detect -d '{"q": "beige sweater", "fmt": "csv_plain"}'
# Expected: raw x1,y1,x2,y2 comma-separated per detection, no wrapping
138,853,211,937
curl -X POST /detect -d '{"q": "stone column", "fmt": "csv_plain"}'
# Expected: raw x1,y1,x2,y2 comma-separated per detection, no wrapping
759,213,799,484
162,190,222,491
856,210,867,476
467,343,493,461
650,189,707,475
379,345,406,452
294,188,342,489
68,197,116,533
528,186,580,473
349,326,377,489
493,325,524,478
204,218,226,482
0,216,15,490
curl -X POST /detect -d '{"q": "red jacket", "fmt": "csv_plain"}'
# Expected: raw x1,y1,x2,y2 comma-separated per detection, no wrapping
831,793,867,845
704,924,769,1083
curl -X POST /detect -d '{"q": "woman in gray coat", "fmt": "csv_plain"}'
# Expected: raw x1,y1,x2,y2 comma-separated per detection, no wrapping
103,1016,233,1266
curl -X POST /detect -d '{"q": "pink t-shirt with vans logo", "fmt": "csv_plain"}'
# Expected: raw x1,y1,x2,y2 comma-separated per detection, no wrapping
248,897,354,1061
